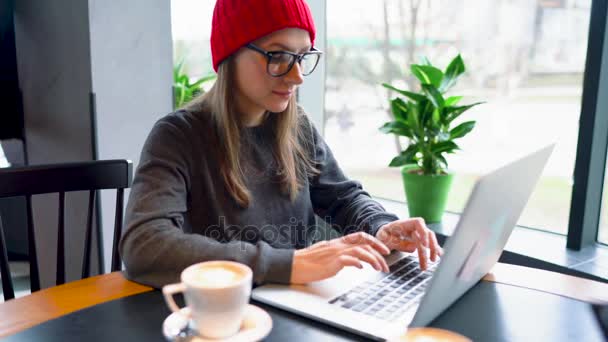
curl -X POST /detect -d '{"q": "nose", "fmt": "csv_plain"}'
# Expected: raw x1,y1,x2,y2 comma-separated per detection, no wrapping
284,61,304,86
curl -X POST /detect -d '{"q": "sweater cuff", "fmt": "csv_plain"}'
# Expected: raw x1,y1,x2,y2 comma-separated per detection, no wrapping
255,242,294,285
366,213,398,237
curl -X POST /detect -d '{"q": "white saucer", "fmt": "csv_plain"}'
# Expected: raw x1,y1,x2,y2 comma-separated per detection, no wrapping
162,305,272,342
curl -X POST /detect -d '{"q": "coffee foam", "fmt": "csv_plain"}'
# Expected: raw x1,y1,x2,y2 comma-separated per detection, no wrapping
186,264,246,288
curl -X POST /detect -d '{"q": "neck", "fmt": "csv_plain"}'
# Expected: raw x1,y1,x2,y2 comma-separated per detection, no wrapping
234,91,266,127
242,110,267,127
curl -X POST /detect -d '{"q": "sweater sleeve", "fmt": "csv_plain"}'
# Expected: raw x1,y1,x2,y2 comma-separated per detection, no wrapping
304,115,399,237
119,114,293,288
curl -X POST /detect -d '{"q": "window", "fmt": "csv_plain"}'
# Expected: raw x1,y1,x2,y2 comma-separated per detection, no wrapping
325,0,591,234
171,0,605,247
170,0,216,93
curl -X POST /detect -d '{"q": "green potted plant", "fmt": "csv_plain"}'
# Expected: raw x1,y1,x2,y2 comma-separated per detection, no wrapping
173,59,216,109
380,55,483,223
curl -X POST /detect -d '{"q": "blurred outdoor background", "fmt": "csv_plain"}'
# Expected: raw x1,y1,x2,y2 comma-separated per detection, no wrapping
169,0,608,244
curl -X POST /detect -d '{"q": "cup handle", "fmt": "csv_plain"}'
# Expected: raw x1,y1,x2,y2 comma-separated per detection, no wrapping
162,283,188,314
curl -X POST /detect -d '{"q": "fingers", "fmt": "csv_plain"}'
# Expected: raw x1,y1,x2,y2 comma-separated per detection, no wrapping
341,232,390,272
342,232,391,255
376,224,401,248
345,246,389,272
412,218,430,248
323,221,443,276
383,218,429,251
361,245,390,272
347,246,388,272
429,230,437,262
338,255,363,269
428,230,443,262
417,240,428,271
393,239,417,253
405,218,430,270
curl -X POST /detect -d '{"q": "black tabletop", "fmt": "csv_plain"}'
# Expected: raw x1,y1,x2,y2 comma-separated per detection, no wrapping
4,281,605,342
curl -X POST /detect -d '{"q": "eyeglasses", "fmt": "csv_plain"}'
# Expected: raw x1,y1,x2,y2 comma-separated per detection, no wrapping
246,43,322,77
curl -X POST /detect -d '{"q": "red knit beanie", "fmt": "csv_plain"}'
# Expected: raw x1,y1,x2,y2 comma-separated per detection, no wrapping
210,0,316,72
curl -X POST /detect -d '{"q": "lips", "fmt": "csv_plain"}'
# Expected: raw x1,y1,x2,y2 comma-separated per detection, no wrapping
273,90,293,97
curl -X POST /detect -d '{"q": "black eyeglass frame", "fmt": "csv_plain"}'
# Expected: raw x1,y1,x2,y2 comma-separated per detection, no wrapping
246,43,323,77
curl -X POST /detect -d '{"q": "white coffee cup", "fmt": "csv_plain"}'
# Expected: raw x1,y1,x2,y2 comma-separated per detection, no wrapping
162,261,253,339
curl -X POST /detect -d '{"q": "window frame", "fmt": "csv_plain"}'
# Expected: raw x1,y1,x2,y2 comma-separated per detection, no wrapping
568,0,608,249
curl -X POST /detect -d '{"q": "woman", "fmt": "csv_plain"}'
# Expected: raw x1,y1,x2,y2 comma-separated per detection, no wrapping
119,0,442,288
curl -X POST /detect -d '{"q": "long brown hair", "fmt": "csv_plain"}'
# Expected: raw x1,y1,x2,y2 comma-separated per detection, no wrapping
185,57,319,208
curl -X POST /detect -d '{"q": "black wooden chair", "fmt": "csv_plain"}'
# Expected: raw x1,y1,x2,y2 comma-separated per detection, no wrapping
0,160,132,300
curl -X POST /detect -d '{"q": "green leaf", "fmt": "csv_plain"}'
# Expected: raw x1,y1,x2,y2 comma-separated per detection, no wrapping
382,83,426,102
445,102,484,123
389,144,419,167
421,56,433,66
407,101,421,138
390,98,408,122
418,100,432,128
431,108,441,127
174,59,185,79
440,54,465,92
436,154,448,168
411,65,444,88
445,96,463,107
379,121,413,138
421,84,445,109
389,155,413,167
173,82,187,91
449,121,476,139
178,75,189,85
431,141,459,155
178,84,187,105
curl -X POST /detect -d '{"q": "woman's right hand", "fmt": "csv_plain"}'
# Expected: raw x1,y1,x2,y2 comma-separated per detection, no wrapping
290,232,391,284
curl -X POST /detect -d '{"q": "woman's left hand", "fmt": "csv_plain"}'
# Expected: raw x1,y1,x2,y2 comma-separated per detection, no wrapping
375,218,443,271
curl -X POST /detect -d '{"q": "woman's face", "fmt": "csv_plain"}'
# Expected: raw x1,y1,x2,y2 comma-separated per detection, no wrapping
233,28,311,126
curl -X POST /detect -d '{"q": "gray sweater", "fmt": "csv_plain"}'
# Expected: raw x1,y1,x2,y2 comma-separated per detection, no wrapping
119,108,399,288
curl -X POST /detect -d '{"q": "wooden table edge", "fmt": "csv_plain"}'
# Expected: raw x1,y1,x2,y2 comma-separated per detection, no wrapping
1,263,607,338
0,271,153,338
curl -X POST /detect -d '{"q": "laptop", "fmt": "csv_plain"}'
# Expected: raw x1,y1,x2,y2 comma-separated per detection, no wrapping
252,144,555,340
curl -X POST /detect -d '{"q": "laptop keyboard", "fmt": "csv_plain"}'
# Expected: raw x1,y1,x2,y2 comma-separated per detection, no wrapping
328,255,438,322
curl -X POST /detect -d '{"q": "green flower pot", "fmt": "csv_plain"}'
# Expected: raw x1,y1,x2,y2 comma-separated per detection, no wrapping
401,166,454,223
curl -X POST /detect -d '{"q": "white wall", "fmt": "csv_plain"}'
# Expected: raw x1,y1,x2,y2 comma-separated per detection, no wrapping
88,0,173,272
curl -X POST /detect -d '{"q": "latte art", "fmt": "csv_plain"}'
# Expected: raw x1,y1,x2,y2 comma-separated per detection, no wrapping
187,263,247,288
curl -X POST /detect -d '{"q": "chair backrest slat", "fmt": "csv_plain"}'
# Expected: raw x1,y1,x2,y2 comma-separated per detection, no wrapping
0,217,15,301
25,195,40,293
111,188,125,272
81,190,96,279
56,192,66,285
0,160,132,298
1,160,132,197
